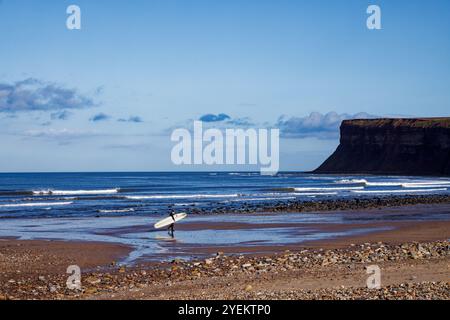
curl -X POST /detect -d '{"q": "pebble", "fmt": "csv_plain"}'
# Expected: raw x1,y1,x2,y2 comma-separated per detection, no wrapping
1,239,448,300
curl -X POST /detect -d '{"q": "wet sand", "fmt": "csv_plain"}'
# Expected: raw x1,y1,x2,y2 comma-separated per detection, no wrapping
1,204,450,264
0,240,129,278
0,203,449,300
304,220,450,249
133,220,449,261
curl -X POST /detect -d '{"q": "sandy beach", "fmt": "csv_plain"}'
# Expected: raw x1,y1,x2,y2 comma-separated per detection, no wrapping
0,202,449,300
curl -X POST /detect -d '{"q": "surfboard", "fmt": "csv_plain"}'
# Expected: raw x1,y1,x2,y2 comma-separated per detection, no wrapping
154,213,187,229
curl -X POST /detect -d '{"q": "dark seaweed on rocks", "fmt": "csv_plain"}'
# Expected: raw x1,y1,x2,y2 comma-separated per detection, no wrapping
183,194,450,215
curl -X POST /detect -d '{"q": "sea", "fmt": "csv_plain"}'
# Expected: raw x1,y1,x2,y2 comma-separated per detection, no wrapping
1,172,449,219
1,172,450,262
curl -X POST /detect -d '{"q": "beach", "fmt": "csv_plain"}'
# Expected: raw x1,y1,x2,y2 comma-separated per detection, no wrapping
0,200,449,300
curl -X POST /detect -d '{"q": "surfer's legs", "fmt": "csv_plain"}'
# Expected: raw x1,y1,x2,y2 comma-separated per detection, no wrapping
168,224,174,237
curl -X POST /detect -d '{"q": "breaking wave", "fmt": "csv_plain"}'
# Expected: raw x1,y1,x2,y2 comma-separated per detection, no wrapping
293,192,339,196
98,208,135,213
0,201,73,208
230,196,297,202
32,188,120,196
336,179,450,189
125,194,240,200
352,188,447,194
336,179,403,187
294,186,364,192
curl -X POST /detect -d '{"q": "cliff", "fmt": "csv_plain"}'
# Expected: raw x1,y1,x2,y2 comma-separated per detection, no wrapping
314,118,450,176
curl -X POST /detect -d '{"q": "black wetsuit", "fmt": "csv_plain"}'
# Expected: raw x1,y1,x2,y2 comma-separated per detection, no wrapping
168,212,176,236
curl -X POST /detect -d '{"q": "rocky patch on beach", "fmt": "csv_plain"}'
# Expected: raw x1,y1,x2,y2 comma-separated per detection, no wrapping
236,281,450,300
180,194,450,215
0,240,448,300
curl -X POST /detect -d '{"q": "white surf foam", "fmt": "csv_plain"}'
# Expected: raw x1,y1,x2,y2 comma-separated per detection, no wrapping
125,194,239,200
33,188,120,196
336,179,403,187
337,179,450,188
293,192,339,196
174,202,201,206
352,188,447,194
231,196,297,202
402,182,450,188
293,186,364,192
98,208,135,213
0,201,73,208
228,172,259,176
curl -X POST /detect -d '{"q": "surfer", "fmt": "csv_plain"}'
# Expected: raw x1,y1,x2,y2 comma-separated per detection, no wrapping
168,211,176,237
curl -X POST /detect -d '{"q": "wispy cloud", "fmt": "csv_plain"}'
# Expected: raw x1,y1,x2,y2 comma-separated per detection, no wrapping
118,116,144,123
226,116,254,127
198,113,254,127
0,78,97,113
50,110,72,120
103,143,152,150
90,113,110,122
23,128,103,144
164,111,377,140
164,113,255,135
199,113,231,122
276,112,376,139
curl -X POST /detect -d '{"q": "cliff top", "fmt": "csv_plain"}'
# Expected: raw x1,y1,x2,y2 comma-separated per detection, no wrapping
343,118,450,129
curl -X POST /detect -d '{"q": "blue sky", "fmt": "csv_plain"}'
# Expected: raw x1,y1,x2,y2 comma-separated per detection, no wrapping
0,0,449,172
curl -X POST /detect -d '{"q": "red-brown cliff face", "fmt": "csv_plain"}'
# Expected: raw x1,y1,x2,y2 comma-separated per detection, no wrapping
314,118,450,176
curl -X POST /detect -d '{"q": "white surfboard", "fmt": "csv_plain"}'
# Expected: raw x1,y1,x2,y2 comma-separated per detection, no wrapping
154,213,187,229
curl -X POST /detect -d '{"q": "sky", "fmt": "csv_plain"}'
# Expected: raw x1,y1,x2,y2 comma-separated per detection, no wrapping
0,0,449,172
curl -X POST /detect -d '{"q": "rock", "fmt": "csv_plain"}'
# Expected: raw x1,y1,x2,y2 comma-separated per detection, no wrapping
172,258,184,264
86,276,101,285
84,287,98,295
244,285,253,292
315,118,450,176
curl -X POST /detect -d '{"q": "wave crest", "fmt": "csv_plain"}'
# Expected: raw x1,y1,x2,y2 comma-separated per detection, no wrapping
33,188,120,196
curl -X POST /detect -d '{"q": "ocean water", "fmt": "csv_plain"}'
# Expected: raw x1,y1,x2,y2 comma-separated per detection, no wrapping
0,172,449,219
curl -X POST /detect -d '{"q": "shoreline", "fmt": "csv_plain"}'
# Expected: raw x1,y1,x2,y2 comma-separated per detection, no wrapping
0,208,449,299
1,238,448,300
185,194,450,215
1,200,449,262
1,197,449,300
